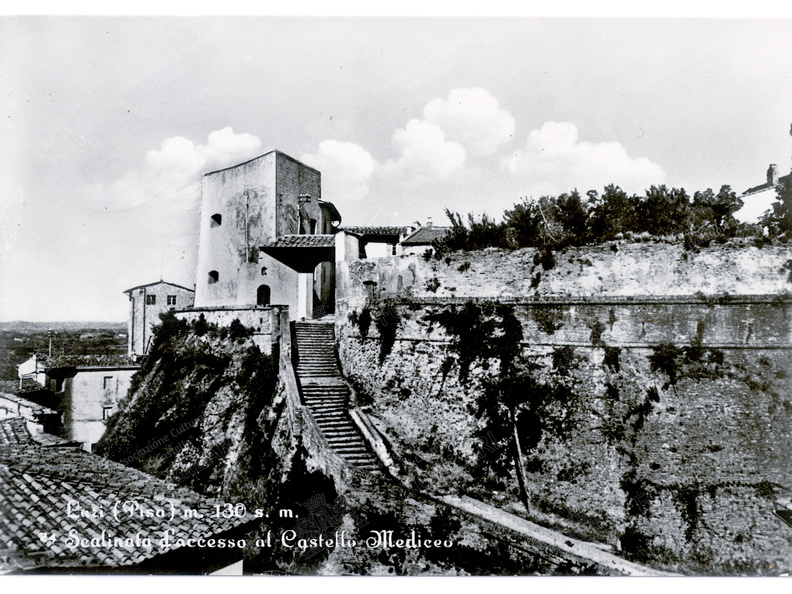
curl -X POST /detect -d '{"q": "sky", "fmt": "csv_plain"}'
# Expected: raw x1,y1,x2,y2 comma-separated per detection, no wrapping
1,13,792,322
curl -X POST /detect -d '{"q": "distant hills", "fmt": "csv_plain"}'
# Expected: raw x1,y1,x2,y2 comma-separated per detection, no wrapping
0,321,127,333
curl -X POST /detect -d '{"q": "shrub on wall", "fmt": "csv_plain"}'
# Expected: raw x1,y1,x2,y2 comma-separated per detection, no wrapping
374,303,400,363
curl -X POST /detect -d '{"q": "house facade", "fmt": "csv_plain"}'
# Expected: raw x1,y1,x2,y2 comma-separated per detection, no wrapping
124,280,195,356
18,354,138,451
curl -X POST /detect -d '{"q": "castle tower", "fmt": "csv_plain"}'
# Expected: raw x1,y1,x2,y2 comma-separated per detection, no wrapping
193,151,322,310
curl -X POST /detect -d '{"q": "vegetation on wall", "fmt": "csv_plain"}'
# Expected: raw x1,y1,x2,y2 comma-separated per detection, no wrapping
423,300,522,382
429,181,791,255
96,311,277,488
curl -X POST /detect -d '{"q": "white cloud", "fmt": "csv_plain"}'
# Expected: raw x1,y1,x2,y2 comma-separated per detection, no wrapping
198,127,263,172
502,121,666,195
423,87,516,156
380,118,466,182
83,127,264,213
301,140,375,204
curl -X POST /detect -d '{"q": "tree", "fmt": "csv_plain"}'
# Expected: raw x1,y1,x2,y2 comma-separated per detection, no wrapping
503,198,543,248
554,190,589,241
692,185,743,236
639,185,691,236
772,176,792,235
588,185,640,240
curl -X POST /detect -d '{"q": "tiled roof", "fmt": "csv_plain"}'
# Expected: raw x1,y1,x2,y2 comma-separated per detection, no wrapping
0,443,258,572
264,234,336,248
39,354,138,370
123,280,194,294
0,417,72,448
0,392,58,419
0,418,35,446
341,226,408,237
400,226,452,245
742,172,792,197
742,182,773,197
0,379,46,395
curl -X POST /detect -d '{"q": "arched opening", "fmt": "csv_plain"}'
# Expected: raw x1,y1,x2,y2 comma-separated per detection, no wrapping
210,213,222,227
208,270,219,284
257,285,271,306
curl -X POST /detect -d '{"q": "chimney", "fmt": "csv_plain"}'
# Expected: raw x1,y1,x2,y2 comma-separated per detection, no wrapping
768,164,779,186
426,217,433,228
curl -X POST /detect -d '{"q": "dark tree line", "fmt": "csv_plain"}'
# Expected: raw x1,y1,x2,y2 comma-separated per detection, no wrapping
432,182,791,254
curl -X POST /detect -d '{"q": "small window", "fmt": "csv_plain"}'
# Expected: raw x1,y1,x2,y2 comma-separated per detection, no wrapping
146,294,156,305
102,406,113,420
103,376,113,389
167,295,177,306
261,266,268,276
208,271,219,284
211,213,222,227
310,219,317,234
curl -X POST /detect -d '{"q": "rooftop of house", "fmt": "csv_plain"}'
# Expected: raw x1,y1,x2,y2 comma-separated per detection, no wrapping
263,234,337,248
742,171,792,197
122,280,195,295
0,421,258,573
0,417,35,446
400,225,452,246
0,378,47,396
341,226,409,238
35,354,138,371
203,149,321,177
0,391,58,419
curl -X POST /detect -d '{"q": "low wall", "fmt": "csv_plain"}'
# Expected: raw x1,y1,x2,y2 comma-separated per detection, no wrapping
175,305,288,354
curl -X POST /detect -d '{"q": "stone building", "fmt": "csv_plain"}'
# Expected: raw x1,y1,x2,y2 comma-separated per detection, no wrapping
123,280,195,356
736,124,792,222
17,354,138,451
193,150,341,320
399,220,452,255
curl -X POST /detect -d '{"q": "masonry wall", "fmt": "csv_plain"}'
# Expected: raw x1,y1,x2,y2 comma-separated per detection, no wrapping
337,241,792,311
335,242,792,574
174,305,287,354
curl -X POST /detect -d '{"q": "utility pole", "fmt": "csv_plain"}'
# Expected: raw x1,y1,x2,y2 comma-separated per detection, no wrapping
48,328,53,357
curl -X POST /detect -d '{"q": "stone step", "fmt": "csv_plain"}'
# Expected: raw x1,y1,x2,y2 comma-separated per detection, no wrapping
310,412,351,420
322,429,363,438
308,403,347,410
323,431,364,440
306,397,346,402
343,456,379,464
309,404,348,411
306,398,346,404
297,360,337,365
294,322,381,473
311,412,350,421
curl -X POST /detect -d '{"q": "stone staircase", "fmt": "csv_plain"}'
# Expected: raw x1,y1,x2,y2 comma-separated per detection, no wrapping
293,321,380,471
